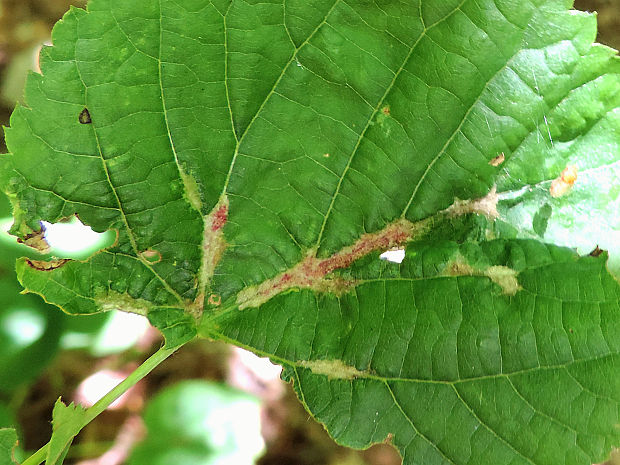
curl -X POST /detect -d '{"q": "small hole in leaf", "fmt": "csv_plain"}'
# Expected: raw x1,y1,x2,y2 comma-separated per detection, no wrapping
380,249,405,263
42,217,113,258
79,107,92,124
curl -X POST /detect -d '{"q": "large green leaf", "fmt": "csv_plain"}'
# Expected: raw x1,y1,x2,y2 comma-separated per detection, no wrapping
1,0,619,464
203,239,620,464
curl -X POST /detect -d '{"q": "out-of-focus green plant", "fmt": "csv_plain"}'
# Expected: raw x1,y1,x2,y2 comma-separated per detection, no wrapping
128,380,264,465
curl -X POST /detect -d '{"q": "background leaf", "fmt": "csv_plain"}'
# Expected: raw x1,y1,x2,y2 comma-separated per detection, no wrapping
127,380,263,465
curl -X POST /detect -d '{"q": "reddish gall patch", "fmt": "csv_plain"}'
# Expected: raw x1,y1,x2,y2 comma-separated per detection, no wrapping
211,203,228,232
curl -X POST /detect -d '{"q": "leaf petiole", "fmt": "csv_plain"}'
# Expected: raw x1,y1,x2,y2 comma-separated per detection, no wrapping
21,343,183,465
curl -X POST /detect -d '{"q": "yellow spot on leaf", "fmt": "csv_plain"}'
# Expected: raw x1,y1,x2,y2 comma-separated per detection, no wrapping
550,164,577,198
179,168,202,211
446,186,499,220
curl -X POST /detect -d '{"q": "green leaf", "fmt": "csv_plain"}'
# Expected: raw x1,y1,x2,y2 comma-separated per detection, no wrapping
490,32,620,275
532,203,552,237
203,239,620,464
1,1,619,464
46,399,88,465
127,380,263,465
0,428,18,465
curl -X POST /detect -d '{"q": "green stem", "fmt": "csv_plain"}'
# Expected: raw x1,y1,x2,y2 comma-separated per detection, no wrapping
21,344,181,465
21,444,48,465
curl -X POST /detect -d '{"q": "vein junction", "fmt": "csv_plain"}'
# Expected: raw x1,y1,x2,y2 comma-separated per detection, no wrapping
234,187,500,310
236,218,429,309
193,196,229,315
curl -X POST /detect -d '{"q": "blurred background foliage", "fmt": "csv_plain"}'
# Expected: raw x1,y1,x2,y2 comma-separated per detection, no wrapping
0,1,618,464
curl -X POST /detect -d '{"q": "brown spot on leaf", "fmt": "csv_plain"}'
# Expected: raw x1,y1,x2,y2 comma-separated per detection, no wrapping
26,258,70,271
589,245,604,257
18,228,51,254
207,294,222,306
381,105,390,116
78,107,92,124
488,153,505,166
140,249,161,264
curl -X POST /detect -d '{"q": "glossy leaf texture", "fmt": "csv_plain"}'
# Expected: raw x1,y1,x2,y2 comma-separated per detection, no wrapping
0,0,619,464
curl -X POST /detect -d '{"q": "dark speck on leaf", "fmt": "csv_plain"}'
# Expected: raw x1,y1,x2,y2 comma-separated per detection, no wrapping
79,108,92,124
589,245,604,257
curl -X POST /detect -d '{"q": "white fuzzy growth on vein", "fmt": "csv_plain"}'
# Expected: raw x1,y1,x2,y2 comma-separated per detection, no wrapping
444,256,521,296
194,196,229,315
444,185,499,220
299,359,368,380
484,265,521,296
94,291,152,316
178,168,203,212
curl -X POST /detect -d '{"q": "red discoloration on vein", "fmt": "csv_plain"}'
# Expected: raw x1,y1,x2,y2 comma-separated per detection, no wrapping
211,203,228,232
194,196,229,315
237,219,419,309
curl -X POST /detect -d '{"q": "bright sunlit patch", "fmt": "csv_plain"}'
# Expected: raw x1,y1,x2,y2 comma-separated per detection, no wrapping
75,370,130,410
90,312,150,357
2,308,46,346
0,218,11,233
205,395,265,465
235,347,283,380
380,249,405,263
41,218,108,254
228,347,284,400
